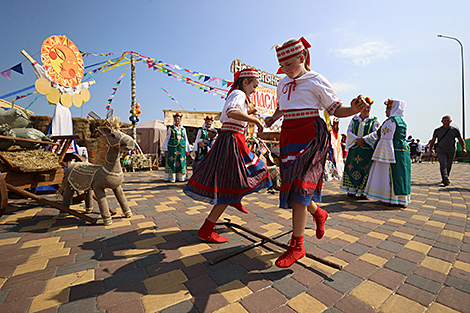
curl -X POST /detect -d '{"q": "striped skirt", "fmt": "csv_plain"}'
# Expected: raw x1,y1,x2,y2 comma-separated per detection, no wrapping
183,130,272,208
280,113,330,208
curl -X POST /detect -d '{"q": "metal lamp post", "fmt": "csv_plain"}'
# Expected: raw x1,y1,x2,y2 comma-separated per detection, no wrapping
438,34,466,139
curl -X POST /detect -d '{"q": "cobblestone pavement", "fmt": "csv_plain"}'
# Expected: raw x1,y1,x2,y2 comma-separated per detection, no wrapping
0,162,469,313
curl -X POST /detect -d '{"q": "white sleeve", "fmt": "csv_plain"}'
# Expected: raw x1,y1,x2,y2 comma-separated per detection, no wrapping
162,127,171,151
345,119,357,150
184,129,190,151
371,119,397,163
193,129,203,151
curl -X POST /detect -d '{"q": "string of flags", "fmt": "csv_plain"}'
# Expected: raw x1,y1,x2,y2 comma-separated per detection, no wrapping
1,63,24,80
1,50,233,112
106,64,129,118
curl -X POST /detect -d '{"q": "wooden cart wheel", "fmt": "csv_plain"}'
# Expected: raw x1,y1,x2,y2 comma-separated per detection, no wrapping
0,173,8,217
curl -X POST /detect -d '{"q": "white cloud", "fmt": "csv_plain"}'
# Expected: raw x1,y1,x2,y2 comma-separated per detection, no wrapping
333,41,395,66
331,81,356,93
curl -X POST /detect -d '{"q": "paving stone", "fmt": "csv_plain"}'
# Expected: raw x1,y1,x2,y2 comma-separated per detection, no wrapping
405,274,442,294
342,242,371,256
436,286,470,313
272,277,307,299
384,257,417,276
377,240,404,253
324,271,363,294
209,264,249,286
1,165,470,313
0,289,9,305
102,268,148,290
396,283,435,307
58,297,99,313
160,300,198,313
444,275,470,293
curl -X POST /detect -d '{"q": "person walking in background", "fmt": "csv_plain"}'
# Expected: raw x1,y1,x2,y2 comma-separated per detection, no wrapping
362,99,411,208
265,36,367,268
429,115,467,186
409,138,418,163
425,140,435,163
416,139,424,163
184,68,272,243
162,112,190,182
341,97,380,199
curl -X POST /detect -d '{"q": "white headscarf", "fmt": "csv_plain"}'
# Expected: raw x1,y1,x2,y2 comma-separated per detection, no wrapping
389,99,406,117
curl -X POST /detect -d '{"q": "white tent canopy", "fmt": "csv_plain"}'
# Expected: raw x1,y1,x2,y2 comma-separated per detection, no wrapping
123,119,167,155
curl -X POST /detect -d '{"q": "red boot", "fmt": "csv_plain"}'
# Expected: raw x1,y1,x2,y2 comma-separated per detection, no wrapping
197,219,228,243
275,235,306,268
232,201,248,214
312,207,328,239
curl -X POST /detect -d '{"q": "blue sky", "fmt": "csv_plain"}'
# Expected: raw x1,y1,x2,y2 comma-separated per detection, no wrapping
1,0,470,142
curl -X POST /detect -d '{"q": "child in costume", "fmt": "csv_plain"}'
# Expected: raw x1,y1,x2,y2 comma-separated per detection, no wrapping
361,99,411,207
341,97,380,198
265,37,367,268
162,112,190,182
184,68,272,243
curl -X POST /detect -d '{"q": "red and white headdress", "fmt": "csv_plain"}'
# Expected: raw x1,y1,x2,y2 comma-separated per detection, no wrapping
226,68,259,98
276,37,311,74
173,112,183,118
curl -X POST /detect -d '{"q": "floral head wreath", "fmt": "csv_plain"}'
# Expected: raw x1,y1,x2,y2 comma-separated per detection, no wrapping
173,112,183,118
385,98,394,108
364,97,374,106
205,116,214,121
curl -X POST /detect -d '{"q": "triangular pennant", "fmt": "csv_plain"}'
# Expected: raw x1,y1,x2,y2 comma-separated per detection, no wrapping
11,63,23,75
1,69,11,80
204,76,210,82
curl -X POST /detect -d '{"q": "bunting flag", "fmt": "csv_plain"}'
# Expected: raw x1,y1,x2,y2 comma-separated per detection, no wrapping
11,91,38,105
11,63,24,75
1,69,11,80
1,63,24,80
160,87,179,104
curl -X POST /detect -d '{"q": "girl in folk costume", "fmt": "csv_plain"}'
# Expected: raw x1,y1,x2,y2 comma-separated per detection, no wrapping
162,112,190,182
341,97,380,198
184,68,272,243
361,99,411,207
265,37,367,268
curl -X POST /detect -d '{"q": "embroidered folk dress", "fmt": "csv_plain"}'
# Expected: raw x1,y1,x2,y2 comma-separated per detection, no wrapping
277,71,342,208
162,124,190,182
341,114,380,195
183,89,272,211
363,100,411,206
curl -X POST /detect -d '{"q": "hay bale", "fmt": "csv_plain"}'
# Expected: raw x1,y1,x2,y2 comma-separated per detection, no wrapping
1,145,60,172
89,119,105,138
30,115,52,134
72,117,91,140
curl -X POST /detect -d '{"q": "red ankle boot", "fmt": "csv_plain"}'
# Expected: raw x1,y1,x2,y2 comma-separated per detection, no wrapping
197,219,228,243
232,201,248,214
312,207,328,239
275,235,306,268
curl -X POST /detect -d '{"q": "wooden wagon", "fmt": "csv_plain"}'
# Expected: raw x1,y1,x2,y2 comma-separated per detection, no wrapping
0,134,97,224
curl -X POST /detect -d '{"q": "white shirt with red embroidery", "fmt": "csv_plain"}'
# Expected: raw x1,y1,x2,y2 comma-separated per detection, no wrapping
276,71,342,115
220,89,248,128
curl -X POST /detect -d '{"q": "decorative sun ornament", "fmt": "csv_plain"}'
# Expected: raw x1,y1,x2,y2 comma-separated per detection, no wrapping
41,35,84,87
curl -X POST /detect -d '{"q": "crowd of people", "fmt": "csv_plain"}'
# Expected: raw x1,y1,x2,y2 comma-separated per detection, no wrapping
157,36,467,268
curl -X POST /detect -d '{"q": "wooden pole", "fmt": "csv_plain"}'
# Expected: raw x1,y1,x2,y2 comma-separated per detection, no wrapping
6,183,97,224
130,54,137,141
222,219,343,270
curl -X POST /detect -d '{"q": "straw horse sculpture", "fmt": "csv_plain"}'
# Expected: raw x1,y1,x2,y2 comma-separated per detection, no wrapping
59,118,135,225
